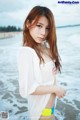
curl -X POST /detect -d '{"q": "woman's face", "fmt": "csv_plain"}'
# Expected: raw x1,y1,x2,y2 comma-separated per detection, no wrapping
28,16,50,44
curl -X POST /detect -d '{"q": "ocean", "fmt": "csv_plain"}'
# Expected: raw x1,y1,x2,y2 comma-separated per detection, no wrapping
0,25,80,120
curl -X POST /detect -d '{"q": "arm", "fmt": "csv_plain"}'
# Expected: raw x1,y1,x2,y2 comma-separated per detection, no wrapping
17,47,66,98
31,85,55,95
17,47,40,98
31,85,66,98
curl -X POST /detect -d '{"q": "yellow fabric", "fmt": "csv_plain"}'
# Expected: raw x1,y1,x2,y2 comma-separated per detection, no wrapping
41,108,52,116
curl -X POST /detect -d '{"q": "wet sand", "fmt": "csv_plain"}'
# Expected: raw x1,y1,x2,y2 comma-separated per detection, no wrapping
56,99,80,120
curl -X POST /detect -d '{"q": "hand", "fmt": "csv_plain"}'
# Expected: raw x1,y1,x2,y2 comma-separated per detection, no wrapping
54,85,66,98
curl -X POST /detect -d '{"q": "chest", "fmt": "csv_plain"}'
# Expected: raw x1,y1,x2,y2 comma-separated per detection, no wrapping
40,60,56,83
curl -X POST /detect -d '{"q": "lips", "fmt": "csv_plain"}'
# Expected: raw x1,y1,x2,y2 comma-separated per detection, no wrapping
38,37,45,40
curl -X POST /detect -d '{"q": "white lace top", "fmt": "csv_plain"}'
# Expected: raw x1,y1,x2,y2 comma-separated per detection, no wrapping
17,47,57,120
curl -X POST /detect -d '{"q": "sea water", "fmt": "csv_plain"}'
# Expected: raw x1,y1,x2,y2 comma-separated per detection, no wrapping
0,26,80,120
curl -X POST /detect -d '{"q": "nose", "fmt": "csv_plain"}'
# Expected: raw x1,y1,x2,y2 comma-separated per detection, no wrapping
41,28,46,36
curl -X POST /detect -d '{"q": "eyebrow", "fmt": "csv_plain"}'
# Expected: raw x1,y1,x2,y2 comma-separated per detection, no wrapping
37,22,49,27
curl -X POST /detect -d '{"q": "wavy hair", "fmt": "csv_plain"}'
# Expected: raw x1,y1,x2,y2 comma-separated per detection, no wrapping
23,6,61,72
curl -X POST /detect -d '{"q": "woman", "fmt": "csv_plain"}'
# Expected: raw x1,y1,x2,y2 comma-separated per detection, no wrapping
17,6,66,120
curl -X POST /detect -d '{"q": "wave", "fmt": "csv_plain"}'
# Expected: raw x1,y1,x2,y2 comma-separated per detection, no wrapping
57,24,80,29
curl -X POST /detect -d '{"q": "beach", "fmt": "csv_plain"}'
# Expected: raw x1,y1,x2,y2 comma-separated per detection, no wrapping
0,26,80,120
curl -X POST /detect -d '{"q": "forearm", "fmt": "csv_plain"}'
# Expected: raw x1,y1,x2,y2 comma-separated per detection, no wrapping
31,85,56,95
31,84,66,98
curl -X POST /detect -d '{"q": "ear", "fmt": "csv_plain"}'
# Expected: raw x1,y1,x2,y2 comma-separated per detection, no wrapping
26,20,31,29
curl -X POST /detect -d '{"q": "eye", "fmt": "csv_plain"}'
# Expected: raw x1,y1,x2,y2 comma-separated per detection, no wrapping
36,24,42,28
46,27,50,31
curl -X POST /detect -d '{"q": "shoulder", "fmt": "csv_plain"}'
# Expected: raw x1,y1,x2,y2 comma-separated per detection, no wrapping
19,46,35,56
18,46,39,60
19,46,35,54
17,46,40,67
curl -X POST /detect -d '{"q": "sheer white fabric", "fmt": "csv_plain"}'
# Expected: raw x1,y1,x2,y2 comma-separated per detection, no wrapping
17,47,56,120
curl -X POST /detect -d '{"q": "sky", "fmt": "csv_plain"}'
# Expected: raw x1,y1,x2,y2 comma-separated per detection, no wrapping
0,0,80,28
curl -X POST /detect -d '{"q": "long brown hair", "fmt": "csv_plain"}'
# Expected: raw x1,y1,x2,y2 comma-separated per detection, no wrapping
23,6,61,72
